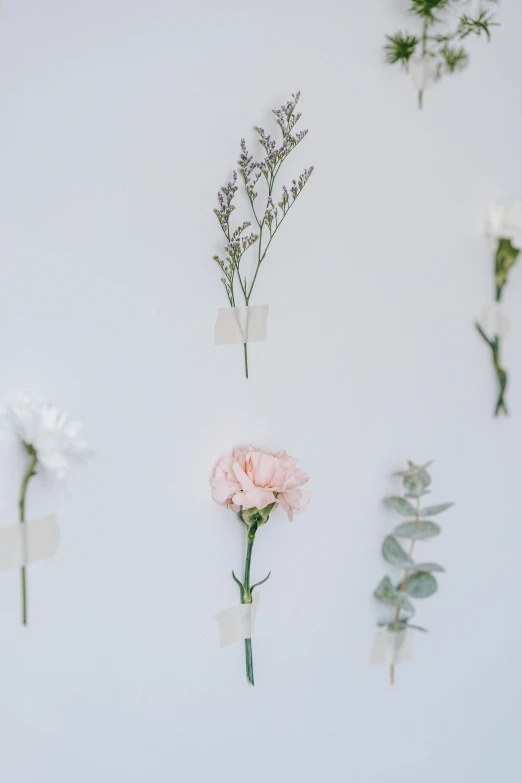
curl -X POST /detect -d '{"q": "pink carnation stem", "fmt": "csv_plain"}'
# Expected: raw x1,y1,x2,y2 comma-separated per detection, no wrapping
242,536,255,686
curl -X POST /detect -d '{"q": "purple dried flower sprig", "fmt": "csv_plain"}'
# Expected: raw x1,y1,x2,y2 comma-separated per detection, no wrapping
213,92,314,378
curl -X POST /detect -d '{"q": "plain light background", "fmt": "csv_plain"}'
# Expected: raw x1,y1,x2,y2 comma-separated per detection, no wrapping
1,1,521,781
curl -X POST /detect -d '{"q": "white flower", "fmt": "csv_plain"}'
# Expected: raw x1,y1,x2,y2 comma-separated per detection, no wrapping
6,393,93,479
485,201,522,249
409,58,437,91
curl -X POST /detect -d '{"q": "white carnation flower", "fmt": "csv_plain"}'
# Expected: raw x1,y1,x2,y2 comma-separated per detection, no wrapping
485,201,522,249
6,393,93,479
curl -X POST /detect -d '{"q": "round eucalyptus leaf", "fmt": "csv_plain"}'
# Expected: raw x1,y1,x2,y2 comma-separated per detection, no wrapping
414,562,444,573
403,469,431,498
394,520,441,539
382,535,409,566
374,576,415,614
385,496,416,516
419,502,454,517
405,572,438,599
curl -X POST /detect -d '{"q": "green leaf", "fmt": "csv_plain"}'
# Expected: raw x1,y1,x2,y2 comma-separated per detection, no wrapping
495,239,520,289
408,0,449,23
379,621,429,633
382,536,410,567
419,502,454,516
413,562,445,572
385,496,416,516
250,571,271,592
405,572,438,598
384,32,419,65
394,520,441,539
440,44,469,73
374,576,415,613
404,468,431,497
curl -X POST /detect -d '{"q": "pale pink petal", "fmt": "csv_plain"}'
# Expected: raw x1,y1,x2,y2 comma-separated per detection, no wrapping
210,466,242,505
231,461,256,492
276,489,310,519
248,452,279,488
233,486,276,510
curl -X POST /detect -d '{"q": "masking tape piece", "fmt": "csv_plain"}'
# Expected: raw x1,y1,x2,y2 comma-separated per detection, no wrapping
215,593,260,649
0,515,59,571
409,58,437,91
370,629,413,665
480,302,511,339
214,305,269,345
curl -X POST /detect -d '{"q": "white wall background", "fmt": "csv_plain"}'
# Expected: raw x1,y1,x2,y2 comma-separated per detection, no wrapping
1,1,521,781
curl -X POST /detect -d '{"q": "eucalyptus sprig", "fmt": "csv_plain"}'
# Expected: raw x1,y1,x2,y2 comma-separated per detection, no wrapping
213,92,313,378
374,461,454,684
385,1,498,108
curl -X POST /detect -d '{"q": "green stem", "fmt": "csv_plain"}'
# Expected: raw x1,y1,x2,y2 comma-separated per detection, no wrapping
390,498,419,685
492,338,508,416
242,533,256,685
19,448,37,626
244,638,254,685
243,343,249,379
418,19,428,111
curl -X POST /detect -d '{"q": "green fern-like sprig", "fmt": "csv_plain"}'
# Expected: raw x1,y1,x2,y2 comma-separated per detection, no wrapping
384,0,499,108
385,32,419,65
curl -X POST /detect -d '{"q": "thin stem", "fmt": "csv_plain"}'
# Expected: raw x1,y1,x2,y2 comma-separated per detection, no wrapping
475,322,508,416
418,18,429,111
246,195,299,303
243,343,249,379
244,638,254,686
19,448,38,626
242,533,256,686
390,497,420,685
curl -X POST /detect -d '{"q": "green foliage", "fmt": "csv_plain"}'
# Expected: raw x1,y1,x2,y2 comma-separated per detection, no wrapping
382,535,409,566
374,576,415,614
495,239,520,291
419,502,454,516
385,32,419,65
414,562,445,572
405,572,438,598
394,519,441,539
374,461,453,634
384,0,498,106
385,496,416,516
476,235,520,416
409,0,451,23
441,45,469,73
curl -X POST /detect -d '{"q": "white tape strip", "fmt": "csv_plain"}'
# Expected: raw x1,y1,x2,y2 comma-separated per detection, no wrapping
409,58,437,91
370,629,413,665
480,302,511,339
215,593,260,649
214,305,269,345
0,515,60,571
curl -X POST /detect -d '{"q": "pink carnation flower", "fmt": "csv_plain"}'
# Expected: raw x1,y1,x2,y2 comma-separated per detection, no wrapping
211,445,310,520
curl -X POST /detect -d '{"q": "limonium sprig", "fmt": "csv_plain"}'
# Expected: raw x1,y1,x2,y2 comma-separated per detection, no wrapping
211,445,310,685
385,1,498,109
476,203,522,416
213,92,313,378
4,393,92,625
374,461,453,685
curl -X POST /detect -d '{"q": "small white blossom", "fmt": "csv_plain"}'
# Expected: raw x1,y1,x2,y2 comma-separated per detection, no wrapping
485,202,522,249
6,393,93,479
